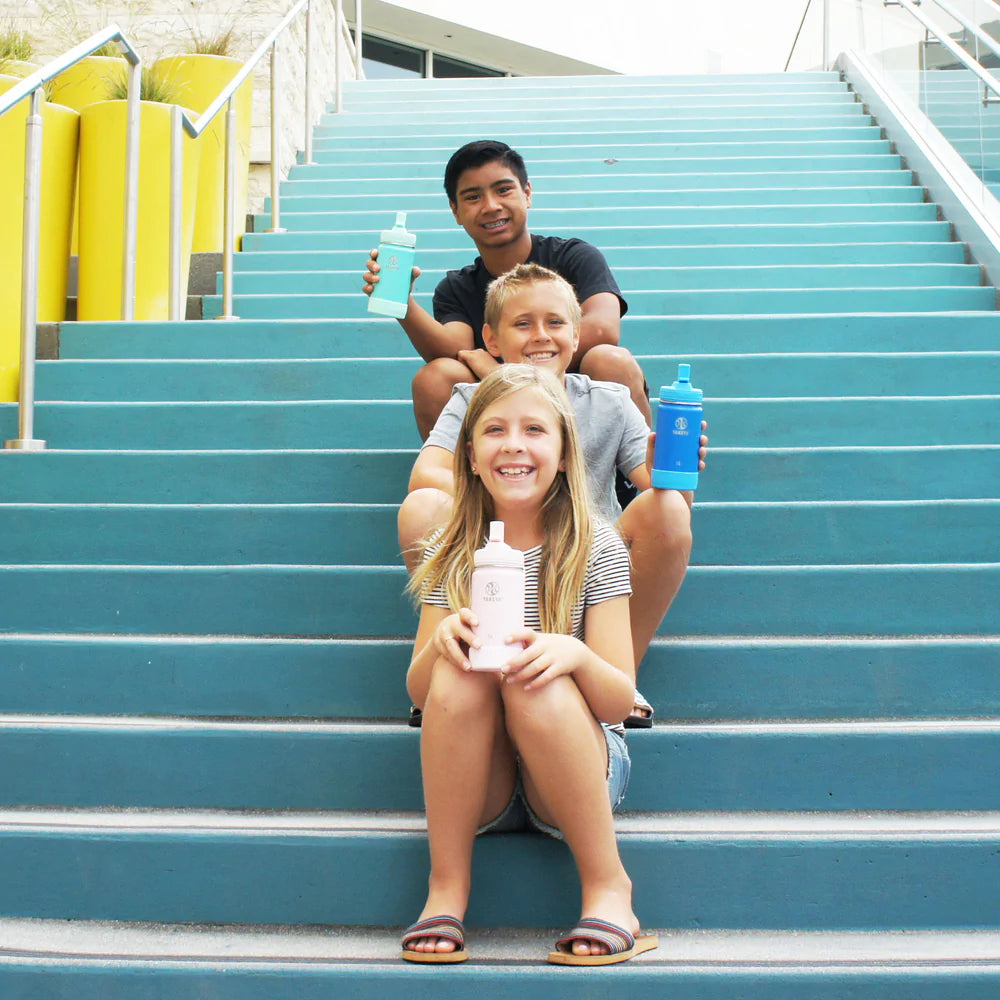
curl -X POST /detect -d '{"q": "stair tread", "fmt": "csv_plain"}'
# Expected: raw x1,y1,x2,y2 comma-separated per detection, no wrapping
2,919,999,966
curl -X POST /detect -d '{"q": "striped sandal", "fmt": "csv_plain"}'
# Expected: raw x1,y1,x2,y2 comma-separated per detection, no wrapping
548,917,659,966
400,914,469,964
624,689,655,729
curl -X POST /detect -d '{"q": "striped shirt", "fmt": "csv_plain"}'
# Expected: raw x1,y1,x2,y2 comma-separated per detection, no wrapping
422,523,632,732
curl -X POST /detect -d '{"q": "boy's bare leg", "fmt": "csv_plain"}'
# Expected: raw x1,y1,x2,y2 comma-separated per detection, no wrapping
411,358,476,440
577,344,652,427
398,488,454,573
617,487,693,672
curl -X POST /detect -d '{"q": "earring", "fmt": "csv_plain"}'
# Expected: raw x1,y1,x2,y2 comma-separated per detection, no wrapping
471,465,478,474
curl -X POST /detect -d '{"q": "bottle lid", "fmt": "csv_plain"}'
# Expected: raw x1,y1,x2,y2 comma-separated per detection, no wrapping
659,362,703,403
473,520,524,569
380,211,416,247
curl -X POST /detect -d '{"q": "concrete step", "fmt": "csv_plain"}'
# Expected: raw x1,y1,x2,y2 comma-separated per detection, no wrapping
236,219,951,251
282,166,911,193
0,716,997,812
255,201,937,232
5,396,999,450
290,153,906,179
272,182,924,210
0,563,995,636
218,264,983,296
0,808,996,929
233,241,966,271
1,447,995,503
0,500,995,566
1,634,996,721
201,286,996,320
1,922,997,999
50,313,1000,360
33,353,1000,401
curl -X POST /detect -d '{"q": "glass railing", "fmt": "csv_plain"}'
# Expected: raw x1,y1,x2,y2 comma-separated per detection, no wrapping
787,0,1000,202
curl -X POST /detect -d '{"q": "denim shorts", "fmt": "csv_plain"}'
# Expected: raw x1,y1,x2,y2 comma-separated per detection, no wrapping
477,723,630,841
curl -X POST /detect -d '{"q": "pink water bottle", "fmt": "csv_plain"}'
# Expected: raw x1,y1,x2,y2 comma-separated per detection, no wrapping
468,521,524,670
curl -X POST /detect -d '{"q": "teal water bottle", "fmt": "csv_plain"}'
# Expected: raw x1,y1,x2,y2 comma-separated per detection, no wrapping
368,212,416,319
652,363,703,490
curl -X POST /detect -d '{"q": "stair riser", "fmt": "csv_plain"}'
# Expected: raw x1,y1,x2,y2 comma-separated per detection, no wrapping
271,186,925,211
1,449,994,502
308,140,892,162
202,286,992,320
34,354,1000,401
1,726,996,811
0,830,995,929
237,220,951,251
234,243,965,271
0,565,995,636
1,962,997,1000
257,203,935,232
8,398,996,450
1,502,995,566
312,124,879,144
291,154,905,178
2,637,996,720
54,314,1000,360
283,167,909,192
218,264,981,296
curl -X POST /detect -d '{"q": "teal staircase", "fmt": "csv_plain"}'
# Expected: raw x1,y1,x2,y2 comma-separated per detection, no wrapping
1,70,999,996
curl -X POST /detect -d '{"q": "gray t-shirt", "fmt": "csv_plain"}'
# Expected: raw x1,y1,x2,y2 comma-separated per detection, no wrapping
423,373,649,522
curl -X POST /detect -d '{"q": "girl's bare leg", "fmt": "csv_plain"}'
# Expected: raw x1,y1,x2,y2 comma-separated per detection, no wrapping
502,676,637,957
408,658,517,955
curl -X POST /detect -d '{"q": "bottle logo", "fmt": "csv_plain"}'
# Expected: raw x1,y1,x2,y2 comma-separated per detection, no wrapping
482,580,503,602
674,416,688,432
386,254,399,271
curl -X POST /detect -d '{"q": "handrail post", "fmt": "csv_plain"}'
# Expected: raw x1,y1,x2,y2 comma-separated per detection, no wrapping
121,55,141,321
4,87,46,451
168,104,184,322
334,0,343,112
267,46,286,234
823,0,830,70
355,0,363,78
303,0,314,164
216,100,239,320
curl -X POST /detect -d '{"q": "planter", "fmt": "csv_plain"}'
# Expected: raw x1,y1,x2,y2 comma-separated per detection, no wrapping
0,60,41,78
49,56,127,112
153,55,253,253
0,76,78,402
49,56,129,256
77,99,202,322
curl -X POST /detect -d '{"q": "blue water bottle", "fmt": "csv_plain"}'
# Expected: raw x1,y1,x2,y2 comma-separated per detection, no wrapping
368,211,416,319
652,363,703,490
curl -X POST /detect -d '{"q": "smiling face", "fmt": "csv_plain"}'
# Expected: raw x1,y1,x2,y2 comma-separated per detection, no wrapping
467,385,565,520
449,160,532,252
482,282,581,379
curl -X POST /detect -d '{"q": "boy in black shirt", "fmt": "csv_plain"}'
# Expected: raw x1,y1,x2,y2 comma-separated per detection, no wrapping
363,140,650,438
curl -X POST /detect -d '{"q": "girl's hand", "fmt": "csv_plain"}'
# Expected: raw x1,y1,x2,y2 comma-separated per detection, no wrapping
432,608,480,671
500,629,587,690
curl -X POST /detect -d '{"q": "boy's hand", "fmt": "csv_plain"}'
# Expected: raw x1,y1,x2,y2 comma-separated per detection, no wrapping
457,348,500,380
362,247,421,297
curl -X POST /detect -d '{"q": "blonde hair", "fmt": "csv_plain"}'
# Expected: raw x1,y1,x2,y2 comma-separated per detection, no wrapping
408,364,594,635
483,262,582,333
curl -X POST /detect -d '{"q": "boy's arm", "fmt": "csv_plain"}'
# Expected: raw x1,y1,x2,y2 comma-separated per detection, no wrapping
408,445,456,495
363,248,476,361
574,291,622,365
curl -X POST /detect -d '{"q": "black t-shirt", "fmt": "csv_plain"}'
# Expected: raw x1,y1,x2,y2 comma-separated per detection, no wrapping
431,234,628,350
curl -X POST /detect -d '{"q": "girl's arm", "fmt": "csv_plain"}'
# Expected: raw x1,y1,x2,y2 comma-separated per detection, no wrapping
501,595,636,725
406,603,480,709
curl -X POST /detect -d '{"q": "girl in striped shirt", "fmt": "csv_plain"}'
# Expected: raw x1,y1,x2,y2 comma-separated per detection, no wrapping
402,363,657,967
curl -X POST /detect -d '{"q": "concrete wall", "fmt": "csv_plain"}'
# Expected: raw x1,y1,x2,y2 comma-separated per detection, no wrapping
2,0,356,208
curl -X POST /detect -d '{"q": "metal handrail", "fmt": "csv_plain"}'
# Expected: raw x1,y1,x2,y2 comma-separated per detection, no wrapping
1,25,141,451
886,0,1000,104
784,0,832,71
926,0,1000,65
